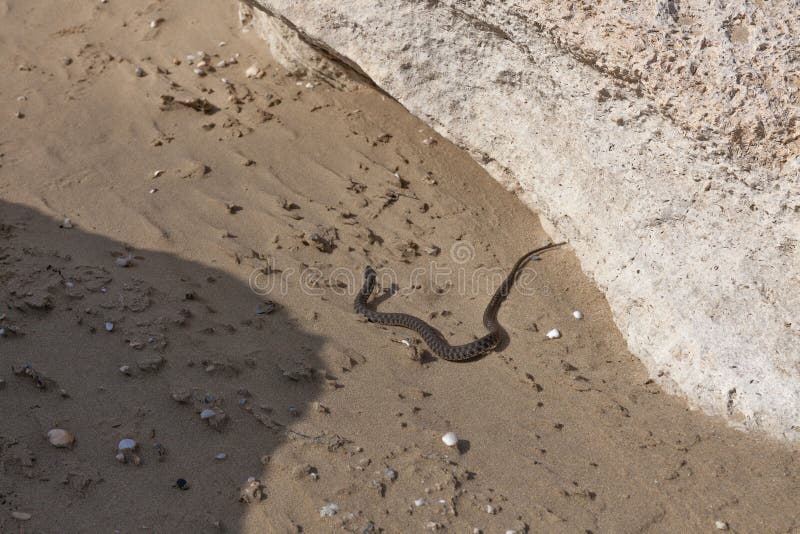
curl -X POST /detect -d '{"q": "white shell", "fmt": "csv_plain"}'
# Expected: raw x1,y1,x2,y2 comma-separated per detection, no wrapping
47,428,75,448
441,432,458,447
715,521,729,531
118,438,137,451
414,498,426,507
546,329,561,339
200,408,217,419
572,310,584,319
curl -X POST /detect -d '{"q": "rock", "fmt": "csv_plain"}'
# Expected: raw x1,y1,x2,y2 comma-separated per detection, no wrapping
319,503,339,517
47,429,75,448
117,438,137,451
441,432,458,447
11,511,31,521
242,0,800,442
137,355,165,372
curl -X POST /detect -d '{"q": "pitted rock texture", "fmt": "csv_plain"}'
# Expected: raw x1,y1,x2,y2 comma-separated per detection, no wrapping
240,0,800,440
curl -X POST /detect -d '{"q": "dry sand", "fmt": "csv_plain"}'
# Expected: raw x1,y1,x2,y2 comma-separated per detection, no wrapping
0,1,798,532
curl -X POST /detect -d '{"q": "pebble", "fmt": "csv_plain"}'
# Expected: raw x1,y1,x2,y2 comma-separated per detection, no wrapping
11,511,32,521
200,408,217,419
715,521,729,530
245,64,263,79
319,503,340,517
149,188,158,194
119,365,131,375
15,111,24,118
104,321,114,332
215,453,227,460
47,428,75,448
153,169,164,178
175,478,190,490
414,498,425,507
486,505,496,514
384,468,397,481
193,67,205,77
114,438,136,452
134,66,146,77
61,218,73,229
441,432,458,447
115,255,132,267
546,328,561,339
573,310,584,319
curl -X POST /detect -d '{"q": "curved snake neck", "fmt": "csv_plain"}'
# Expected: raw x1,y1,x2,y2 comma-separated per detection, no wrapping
354,243,562,361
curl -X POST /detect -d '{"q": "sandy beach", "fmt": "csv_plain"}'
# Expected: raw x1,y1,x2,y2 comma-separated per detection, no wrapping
1,1,798,532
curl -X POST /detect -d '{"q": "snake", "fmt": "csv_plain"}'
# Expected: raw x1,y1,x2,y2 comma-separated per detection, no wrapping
354,243,562,361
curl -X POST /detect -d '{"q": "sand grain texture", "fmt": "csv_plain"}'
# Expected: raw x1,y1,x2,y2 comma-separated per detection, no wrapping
0,1,797,532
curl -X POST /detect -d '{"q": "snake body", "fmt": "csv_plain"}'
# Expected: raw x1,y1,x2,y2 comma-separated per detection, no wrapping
354,243,561,361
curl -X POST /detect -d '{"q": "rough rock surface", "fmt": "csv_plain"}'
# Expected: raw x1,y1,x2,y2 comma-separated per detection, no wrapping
240,0,800,440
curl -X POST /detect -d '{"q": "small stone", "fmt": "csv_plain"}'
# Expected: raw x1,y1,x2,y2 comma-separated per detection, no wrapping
245,64,263,79
134,66,146,77
11,511,32,521
572,310,584,319
153,169,164,178
15,111,24,119
215,453,227,460
193,67,205,76
61,218,73,229
119,365,131,375
441,432,458,447
715,521,729,530
200,408,217,419
115,255,132,267
104,321,114,332
175,478,190,490
319,503,340,517
118,438,137,451
486,505,496,514
62,57,73,65
47,428,75,448
384,468,397,481
414,498,426,507
546,328,561,339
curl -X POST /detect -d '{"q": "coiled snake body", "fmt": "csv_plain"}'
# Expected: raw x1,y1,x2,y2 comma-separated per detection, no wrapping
354,243,561,361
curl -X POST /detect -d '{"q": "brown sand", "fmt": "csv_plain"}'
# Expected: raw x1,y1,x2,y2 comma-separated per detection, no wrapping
0,1,798,532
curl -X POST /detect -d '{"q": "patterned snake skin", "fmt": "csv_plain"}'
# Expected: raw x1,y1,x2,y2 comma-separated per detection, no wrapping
354,243,562,361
